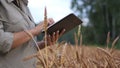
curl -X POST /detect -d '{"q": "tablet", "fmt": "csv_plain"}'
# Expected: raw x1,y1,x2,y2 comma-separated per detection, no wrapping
43,13,83,35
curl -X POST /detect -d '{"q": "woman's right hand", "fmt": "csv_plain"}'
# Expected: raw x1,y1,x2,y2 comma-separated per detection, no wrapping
31,18,55,36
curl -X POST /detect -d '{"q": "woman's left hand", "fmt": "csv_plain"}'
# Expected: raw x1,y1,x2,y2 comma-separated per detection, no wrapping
37,29,65,49
46,29,65,46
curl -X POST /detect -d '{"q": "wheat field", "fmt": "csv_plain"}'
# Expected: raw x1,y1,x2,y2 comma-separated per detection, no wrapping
23,31,120,68
33,43,120,68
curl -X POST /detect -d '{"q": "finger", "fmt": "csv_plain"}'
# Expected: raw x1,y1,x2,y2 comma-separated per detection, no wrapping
55,30,59,41
49,18,54,23
52,32,55,43
60,29,66,37
47,35,52,46
48,18,54,25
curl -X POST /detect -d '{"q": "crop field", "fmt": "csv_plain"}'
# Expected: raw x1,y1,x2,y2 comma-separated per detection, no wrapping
24,30,120,68
33,43,120,68
24,40,120,68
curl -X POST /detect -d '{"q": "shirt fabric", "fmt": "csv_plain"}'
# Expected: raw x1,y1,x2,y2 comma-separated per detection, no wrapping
0,0,37,68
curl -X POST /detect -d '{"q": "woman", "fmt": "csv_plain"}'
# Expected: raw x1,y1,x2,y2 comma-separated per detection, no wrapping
0,0,64,68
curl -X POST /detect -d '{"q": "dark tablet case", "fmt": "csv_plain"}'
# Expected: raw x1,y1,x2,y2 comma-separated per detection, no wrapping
44,13,83,35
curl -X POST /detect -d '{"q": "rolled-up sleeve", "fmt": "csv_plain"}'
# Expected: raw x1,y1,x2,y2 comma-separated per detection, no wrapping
0,20,14,53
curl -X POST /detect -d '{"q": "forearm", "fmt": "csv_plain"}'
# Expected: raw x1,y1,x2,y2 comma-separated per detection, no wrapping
12,29,35,49
12,23,43,49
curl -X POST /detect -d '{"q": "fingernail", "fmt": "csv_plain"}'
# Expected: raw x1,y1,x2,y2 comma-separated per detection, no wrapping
53,32,55,35
57,30,59,33
64,29,66,31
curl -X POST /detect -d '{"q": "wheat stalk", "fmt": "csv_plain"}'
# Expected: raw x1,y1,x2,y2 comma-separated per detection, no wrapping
23,30,47,67
106,32,110,50
110,36,120,53
44,7,49,68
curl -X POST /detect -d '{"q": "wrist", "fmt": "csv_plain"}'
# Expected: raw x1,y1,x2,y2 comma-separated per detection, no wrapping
30,23,44,36
29,28,38,36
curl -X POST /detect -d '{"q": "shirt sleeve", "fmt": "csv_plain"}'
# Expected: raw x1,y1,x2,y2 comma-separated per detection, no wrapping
0,16,14,53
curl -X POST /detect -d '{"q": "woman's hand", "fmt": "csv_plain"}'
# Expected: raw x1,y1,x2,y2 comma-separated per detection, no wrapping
47,18,54,26
31,18,55,36
47,29,65,45
37,29,65,49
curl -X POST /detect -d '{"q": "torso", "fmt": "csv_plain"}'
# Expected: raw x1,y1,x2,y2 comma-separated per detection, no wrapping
0,0,37,68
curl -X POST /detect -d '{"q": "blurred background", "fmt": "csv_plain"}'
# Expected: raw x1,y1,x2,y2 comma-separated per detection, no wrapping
28,0,120,48
28,0,74,24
